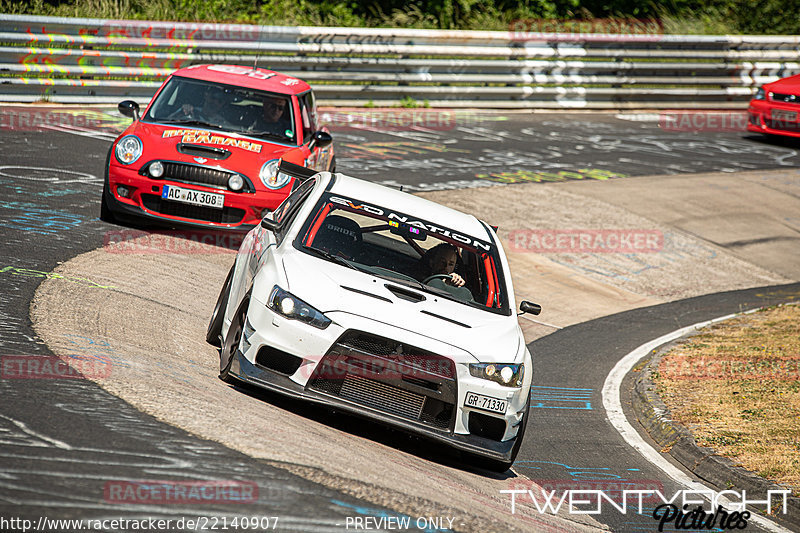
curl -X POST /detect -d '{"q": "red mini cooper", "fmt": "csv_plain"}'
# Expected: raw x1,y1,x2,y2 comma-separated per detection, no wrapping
102,64,335,229
747,73,800,139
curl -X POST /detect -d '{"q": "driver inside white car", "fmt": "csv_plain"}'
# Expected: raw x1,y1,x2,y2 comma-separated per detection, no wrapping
417,243,475,302
422,243,466,287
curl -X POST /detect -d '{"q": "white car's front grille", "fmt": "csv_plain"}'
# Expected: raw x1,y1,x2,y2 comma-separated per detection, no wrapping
307,330,457,431
340,374,426,420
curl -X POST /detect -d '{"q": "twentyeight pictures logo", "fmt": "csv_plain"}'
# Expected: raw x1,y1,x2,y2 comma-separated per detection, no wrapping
500,486,792,531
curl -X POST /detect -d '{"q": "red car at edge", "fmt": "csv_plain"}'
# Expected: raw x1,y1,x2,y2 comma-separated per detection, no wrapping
102,64,335,229
747,73,800,138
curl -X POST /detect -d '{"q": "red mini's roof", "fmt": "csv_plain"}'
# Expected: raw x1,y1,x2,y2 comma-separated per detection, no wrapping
171,64,311,95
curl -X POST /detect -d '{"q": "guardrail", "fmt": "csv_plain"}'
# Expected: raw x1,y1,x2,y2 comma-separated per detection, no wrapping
1,14,799,108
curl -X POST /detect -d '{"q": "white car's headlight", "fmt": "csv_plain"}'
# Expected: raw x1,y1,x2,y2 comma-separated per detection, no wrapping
754,87,766,100
260,159,290,189
267,286,331,329
115,135,143,165
469,363,524,387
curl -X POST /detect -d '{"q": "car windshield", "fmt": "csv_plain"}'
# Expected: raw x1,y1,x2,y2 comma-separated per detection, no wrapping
144,76,297,145
296,193,508,313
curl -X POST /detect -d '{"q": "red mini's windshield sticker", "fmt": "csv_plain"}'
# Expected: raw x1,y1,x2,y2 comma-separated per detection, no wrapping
161,130,263,153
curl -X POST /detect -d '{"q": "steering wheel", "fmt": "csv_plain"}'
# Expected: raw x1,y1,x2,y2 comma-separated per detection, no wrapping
423,274,453,284
168,105,209,122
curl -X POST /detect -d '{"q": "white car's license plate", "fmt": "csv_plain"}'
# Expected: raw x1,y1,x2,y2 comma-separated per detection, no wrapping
464,392,507,414
162,185,224,209
772,109,798,122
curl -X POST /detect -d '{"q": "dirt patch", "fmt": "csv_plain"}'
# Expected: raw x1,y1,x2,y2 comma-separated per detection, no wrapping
654,304,800,495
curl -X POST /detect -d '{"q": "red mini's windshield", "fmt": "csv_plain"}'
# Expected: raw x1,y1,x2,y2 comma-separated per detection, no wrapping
145,76,297,145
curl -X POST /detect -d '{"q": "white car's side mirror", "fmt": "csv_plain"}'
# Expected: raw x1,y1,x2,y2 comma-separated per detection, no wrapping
260,215,278,231
519,301,541,315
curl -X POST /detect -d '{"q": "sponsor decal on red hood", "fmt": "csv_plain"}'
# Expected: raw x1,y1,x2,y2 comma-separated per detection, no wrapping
161,129,264,153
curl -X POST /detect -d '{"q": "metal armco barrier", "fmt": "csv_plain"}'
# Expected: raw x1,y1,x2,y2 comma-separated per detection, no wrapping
1,14,799,108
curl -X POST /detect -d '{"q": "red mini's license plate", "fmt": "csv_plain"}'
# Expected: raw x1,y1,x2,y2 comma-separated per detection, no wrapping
162,185,224,209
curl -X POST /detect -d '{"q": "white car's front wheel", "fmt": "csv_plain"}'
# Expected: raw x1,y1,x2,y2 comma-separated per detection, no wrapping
219,296,248,384
207,265,234,347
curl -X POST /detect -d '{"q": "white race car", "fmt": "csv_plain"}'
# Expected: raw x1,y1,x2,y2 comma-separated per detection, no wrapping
207,163,541,471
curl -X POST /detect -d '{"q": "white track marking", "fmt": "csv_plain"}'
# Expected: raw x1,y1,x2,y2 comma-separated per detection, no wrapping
601,309,793,533
0,414,73,450
40,123,117,141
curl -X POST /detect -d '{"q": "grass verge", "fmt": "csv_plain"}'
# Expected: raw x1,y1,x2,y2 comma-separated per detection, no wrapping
654,304,800,495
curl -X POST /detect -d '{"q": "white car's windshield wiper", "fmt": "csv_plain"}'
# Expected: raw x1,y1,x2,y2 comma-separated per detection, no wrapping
376,274,426,291
304,246,361,272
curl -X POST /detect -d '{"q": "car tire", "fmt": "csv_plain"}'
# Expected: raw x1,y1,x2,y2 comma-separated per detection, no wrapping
100,147,117,224
329,155,336,173
219,294,249,384
206,264,235,347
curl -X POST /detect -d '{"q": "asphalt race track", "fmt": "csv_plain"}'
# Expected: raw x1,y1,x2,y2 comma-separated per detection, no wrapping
521,284,800,533
1,108,799,532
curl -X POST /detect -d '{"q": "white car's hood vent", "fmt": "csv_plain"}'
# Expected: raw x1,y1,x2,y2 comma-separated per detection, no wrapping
420,309,470,328
384,283,426,302
340,285,393,303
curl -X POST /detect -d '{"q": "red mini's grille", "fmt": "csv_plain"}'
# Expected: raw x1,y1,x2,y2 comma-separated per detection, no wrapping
144,162,254,193
770,92,799,105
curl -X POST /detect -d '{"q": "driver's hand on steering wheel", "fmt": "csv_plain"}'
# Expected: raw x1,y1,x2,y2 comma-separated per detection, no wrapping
446,273,465,287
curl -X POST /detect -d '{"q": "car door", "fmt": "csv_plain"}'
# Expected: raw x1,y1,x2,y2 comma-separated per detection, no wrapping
298,90,333,171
